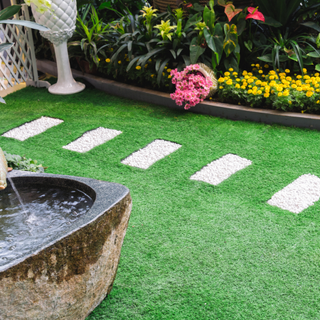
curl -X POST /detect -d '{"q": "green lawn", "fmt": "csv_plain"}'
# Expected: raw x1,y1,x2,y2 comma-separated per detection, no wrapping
1,84,320,319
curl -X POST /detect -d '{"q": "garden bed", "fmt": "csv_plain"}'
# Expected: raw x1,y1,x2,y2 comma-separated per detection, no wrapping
37,59,320,131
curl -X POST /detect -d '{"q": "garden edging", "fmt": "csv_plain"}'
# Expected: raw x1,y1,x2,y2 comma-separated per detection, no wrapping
36,59,320,131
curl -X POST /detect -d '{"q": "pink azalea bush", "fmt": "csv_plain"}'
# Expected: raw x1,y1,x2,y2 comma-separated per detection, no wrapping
170,64,213,110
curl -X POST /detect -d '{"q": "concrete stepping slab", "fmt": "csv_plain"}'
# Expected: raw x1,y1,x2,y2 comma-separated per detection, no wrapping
63,127,122,153
121,139,181,169
190,153,252,185
1,116,63,141
267,174,320,214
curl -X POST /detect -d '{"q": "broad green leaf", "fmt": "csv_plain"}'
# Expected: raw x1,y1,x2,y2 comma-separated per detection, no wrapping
307,51,320,58
234,43,240,65
0,5,21,20
257,54,273,63
301,22,320,33
189,38,205,64
176,48,183,57
263,16,282,28
254,0,301,26
316,64,320,72
110,43,127,63
236,18,246,36
183,13,202,32
203,6,215,34
137,48,166,67
213,23,224,64
126,55,142,72
204,28,216,52
224,55,238,72
244,40,252,52
182,55,190,66
0,20,49,31
157,58,170,85
170,49,176,59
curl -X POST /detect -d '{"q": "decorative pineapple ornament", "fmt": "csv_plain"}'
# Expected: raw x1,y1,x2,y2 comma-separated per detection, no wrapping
31,0,85,94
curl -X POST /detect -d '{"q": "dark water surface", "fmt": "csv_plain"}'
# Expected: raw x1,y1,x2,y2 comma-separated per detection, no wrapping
0,184,93,267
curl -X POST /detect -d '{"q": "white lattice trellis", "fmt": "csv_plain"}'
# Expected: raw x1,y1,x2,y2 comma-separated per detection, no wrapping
0,2,49,95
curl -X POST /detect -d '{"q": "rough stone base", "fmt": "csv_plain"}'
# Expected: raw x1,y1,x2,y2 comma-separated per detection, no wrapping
0,193,132,320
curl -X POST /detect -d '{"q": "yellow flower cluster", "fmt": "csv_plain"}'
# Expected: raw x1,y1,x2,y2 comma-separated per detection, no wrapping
218,65,320,104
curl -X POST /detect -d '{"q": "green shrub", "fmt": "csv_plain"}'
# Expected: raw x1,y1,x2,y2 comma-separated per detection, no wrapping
4,151,46,173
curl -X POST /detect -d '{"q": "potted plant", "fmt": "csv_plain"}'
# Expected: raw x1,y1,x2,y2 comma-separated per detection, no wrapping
170,63,218,109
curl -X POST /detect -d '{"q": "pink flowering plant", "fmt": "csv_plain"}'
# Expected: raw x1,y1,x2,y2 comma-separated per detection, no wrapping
170,64,213,110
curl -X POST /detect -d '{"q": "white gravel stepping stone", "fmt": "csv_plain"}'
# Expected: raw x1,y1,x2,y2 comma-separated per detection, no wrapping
121,139,181,169
63,127,122,153
267,174,320,214
1,116,63,141
190,153,252,185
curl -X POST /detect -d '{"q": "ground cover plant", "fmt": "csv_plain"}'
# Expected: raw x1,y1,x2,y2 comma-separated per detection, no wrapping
2,84,320,319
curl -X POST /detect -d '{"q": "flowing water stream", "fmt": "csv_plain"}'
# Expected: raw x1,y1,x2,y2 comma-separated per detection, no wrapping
0,181,93,267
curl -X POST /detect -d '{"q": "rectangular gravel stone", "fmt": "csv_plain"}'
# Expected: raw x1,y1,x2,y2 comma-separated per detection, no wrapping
267,174,320,214
121,139,181,169
2,117,63,141
63,127,122,153
190,153,252,185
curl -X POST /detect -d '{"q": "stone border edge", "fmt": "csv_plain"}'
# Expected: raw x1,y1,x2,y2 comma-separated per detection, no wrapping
36,59,320,130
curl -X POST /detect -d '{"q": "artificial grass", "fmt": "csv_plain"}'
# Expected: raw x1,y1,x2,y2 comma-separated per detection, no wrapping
1,84,320,319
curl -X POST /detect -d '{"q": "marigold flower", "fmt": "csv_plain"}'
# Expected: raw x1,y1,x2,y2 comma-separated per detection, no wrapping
306,91,313,97
118,60,121,64
106,58,111,63
285,69,290,73
136,66,141,70
278,92,283,97
264,93,269,98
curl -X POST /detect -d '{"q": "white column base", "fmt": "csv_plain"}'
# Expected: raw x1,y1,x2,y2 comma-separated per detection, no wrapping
49,41,85,95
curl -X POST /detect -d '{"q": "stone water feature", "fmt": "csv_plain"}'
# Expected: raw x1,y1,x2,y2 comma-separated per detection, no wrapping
0,152,132,319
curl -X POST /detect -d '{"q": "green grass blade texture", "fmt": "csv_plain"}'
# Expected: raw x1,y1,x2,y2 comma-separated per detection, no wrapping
1,85,320,319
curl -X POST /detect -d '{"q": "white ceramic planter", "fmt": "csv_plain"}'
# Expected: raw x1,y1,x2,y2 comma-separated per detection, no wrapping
31,0,85,94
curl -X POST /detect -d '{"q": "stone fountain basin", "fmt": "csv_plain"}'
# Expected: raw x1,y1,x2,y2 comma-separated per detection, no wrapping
0,170,132,320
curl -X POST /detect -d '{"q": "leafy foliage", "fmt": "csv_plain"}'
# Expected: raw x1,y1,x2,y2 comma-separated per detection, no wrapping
252,0,320,72
68,5,112,68
4,151,46,173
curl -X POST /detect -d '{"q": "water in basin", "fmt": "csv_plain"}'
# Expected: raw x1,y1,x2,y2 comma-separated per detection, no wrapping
0,184,93,267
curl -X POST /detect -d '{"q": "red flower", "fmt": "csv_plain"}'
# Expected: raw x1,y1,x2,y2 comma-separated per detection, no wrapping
245,7,265,22
184,2,193,8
